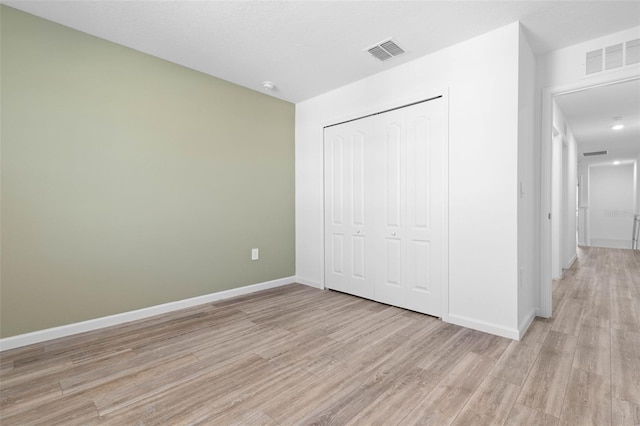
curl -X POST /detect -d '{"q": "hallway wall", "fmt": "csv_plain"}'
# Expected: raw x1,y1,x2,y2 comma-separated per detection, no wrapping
589,163,636,248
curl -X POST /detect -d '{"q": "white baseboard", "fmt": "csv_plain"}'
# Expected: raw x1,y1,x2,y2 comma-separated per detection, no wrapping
446,313,519,340
589,239,632,249
0,276,296,352
535,307,550,319
563,253,577,270
295,277,323,289
517,308,537,341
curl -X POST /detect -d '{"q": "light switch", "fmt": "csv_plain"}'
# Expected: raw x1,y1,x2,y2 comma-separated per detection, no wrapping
251,248,259,261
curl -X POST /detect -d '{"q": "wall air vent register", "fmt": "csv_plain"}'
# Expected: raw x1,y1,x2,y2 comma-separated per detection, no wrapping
586,38,640,75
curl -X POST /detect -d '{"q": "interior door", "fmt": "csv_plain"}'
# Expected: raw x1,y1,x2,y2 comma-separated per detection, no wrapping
372,108,405,307
324,117,375,300
374,100,444,316
403,99,445,315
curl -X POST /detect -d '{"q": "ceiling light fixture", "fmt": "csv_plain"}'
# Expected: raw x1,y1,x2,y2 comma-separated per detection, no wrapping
611,117,624,130
262,81,276,91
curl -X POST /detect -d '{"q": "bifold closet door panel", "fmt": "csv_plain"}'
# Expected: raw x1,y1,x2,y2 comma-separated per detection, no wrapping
323,117,376,300
403,99,444,316
371,108,405,308
373,99,444,316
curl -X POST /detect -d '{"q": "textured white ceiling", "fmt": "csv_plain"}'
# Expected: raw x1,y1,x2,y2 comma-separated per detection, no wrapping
4,1,640,103
555,79,640,165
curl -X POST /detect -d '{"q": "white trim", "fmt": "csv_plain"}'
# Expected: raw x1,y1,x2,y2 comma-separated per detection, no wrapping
518,308,537,341
295,277,323,289
563,253,577,270
446,313,519,340
0,276,296,352
540,71,640,319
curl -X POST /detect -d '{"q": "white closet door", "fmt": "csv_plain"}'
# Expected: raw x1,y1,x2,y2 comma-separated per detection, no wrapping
374,99,444,316
324,98,445,317
372,108,406,307
403,99,444,315
324,117,375,300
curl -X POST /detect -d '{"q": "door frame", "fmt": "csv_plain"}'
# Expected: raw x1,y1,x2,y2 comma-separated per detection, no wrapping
321,87,450,322
539,72,640,318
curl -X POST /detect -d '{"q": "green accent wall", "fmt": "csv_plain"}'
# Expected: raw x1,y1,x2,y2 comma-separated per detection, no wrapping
0,6,295,338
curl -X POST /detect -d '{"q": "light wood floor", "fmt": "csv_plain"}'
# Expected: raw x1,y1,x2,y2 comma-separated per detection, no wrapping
1,247,639,425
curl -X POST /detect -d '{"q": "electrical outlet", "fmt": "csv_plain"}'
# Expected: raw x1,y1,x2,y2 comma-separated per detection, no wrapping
251,248,259,261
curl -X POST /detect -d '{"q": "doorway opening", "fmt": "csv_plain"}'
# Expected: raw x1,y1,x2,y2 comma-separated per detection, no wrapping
540,76,640,317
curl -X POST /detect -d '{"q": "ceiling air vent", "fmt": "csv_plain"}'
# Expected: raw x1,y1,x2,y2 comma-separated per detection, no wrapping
366,38,405,62
583,150,608,157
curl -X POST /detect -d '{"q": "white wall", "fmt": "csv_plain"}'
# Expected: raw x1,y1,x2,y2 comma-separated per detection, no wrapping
551,131,563,279
551,103,578,270
635,159,640,214
578,162,589,245
565,136,578,267
589,163,636,248
517,27,538,333
296,22,522,338
635,160,640,250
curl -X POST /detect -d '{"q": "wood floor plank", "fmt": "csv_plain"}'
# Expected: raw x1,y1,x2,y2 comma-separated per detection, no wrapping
506,403,559,426
262,366,363,425
98,354,275,424
327,305,403,341
305,319,436,379
0,379,62,419
399,352,495,425
225,410,277,426
611,328,640,404
517,331,578,418
550,297,584,336
519,320,551,346
0,393,99,426
490,340,541,387
192,325,294,361
160,364,311,424
0,349,136,417
417,328,482,376
611,295,640,332
297,333,443,425
573,320,610,376
468,330,511,360
345,367,443,426
583,288,610,322
451,375,520,425
612,397,640,426
91,354,203,415
559,368,611,426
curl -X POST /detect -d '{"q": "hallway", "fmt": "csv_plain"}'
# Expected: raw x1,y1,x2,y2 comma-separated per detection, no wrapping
514,246,640,424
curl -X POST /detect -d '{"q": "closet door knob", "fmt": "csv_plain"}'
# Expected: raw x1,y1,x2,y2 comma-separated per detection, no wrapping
392,232,397,236
356,230,361,234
